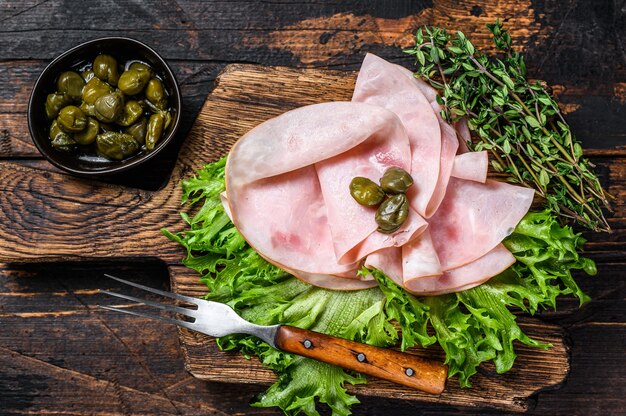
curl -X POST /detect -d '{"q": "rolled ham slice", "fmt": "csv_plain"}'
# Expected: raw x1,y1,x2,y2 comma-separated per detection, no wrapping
454,118,472,154
451,151,488,183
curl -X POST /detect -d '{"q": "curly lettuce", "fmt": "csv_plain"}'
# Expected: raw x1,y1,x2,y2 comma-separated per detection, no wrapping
163,157,596,415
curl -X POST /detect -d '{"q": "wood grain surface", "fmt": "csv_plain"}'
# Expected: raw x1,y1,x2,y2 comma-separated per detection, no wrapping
1,1,624,415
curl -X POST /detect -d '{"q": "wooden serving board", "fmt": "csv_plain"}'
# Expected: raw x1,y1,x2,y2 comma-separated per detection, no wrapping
0,64,579,412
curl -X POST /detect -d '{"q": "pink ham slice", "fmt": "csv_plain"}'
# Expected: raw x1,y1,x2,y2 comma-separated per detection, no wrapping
352,53,442,218
428,177,534,271
451,151,488,183
403,244,515,296
226,101,419,287
225,55,534,296
314,110,427,264
365,247,403,286
426,109,459,217
402,230,442,282
454,118,472,153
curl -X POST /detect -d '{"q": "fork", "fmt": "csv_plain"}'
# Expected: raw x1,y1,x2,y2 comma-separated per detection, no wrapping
99,274,447,394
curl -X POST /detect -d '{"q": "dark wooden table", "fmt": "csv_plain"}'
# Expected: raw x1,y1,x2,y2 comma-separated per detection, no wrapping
1,1,624,415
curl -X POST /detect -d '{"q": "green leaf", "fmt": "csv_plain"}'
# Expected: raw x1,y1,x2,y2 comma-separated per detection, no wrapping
503,139,512,154
416,49,426,66
525,116,541,129
430,46,440,63
539,169,550,188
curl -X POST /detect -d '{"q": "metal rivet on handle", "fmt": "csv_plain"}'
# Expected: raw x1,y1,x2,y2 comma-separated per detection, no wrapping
356,353,366,362
405,367,415,377
303,339,313,349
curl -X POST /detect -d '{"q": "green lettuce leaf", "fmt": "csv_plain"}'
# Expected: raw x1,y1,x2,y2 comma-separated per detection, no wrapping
163,157,596,414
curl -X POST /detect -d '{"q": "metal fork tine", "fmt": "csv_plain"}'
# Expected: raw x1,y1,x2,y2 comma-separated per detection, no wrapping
98,305,196,332
99,289,197,319
103,274,201,305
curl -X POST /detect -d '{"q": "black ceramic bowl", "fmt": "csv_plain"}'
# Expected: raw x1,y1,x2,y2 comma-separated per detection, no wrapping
28,37,181,177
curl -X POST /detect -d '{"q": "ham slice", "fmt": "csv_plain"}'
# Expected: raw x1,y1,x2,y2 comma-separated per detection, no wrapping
352,53,443,218
401,230,442,283
365,247,403,286
451,151,488,183
226,101,425,283
225,55,534,295
454,118,472,154
314,111,426,263
428,177,534,271
403,244,515,295
425,109,459,217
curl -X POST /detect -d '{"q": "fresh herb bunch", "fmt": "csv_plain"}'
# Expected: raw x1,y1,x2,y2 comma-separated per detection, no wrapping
404,21,612,232
163,158,595,415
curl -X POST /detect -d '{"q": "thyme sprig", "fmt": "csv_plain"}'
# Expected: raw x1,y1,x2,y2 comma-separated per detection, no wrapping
404,21,612,232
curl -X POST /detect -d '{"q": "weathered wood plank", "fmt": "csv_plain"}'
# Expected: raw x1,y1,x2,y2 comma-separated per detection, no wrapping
0,263,277,416
0,1,624,415
0,0,623,158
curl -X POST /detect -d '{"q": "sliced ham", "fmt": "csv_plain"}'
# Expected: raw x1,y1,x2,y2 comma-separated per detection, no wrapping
365,247,403,286
338,206,427,265
225,54,534,296
226,101,424,281
314,111,426,263
229,165,354,275
352,53,442,218
403,244,515,295
454,118,472,154
227,101,402,187
451,151,488,183
401,230,442,282
425,110,459,217
428,177,534,271
286,269,378,291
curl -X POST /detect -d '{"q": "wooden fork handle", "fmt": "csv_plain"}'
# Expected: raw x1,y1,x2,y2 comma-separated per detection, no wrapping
274,325,447,394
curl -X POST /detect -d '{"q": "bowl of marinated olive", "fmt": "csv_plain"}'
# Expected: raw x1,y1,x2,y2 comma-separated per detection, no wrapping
28,37,181,176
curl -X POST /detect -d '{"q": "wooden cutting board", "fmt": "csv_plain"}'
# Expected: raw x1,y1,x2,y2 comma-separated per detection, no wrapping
0,64,572,412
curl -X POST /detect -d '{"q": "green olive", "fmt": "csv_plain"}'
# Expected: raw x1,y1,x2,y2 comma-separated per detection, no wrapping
118,69,151,96
73,117,99,145
145,78,168,110
129,62,152,74
116,100,144,126
145,113,165,150
124,117,148,145
162,110,173,130
375,194,409,234
82,77,113,105
57,105,88,133
56,71,85,101
380,167,414,194
93,54,120,86
349,177,385,206
94,91,124,123
45,93,72,120
81,69,94,82
96,132,139,160
78,102,96,117
49,121,76,151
